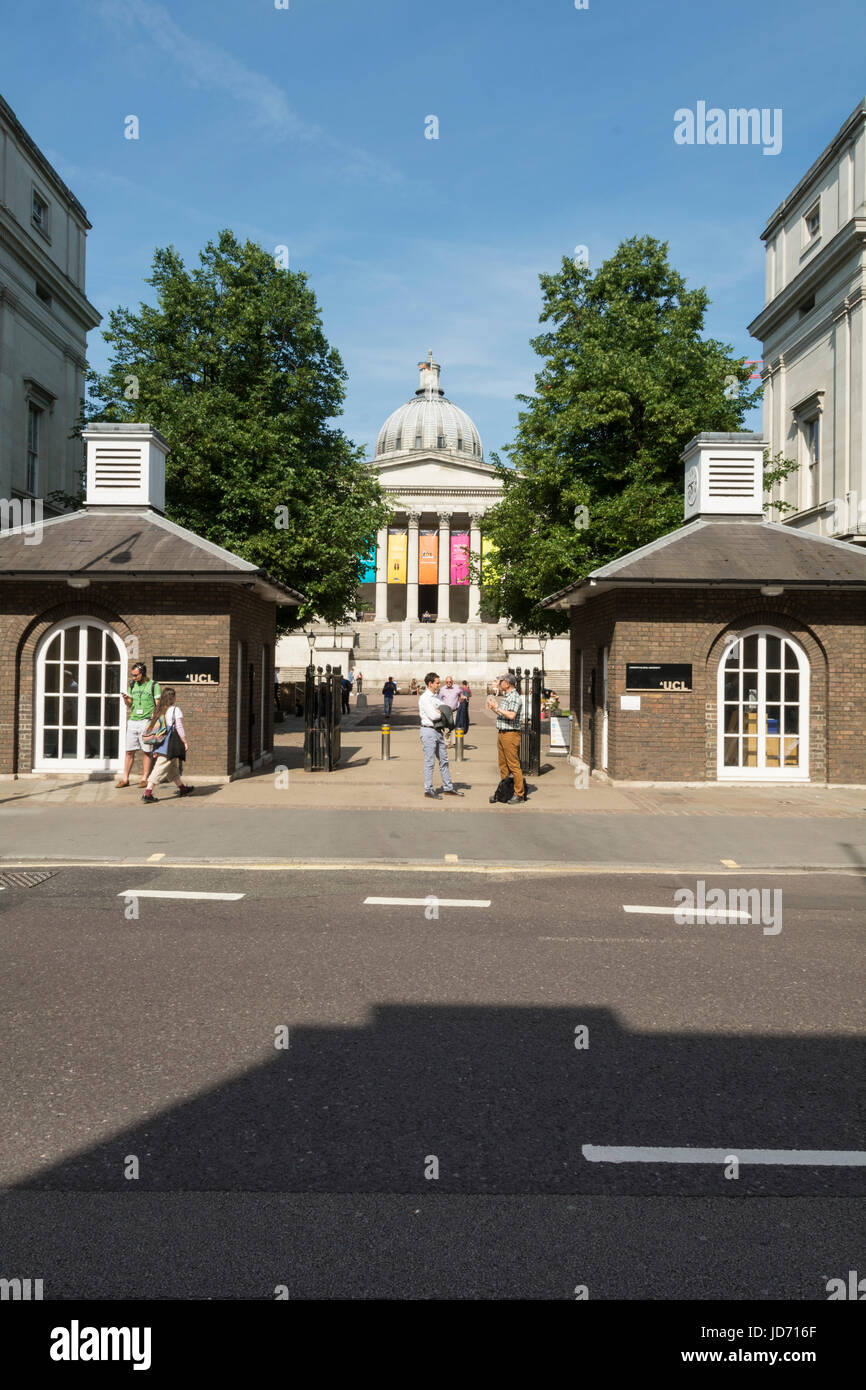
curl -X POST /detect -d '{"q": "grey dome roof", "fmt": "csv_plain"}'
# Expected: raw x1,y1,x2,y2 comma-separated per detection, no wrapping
375,352,483,461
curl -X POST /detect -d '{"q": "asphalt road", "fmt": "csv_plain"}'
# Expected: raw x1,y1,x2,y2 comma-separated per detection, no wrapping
1,867,863,1298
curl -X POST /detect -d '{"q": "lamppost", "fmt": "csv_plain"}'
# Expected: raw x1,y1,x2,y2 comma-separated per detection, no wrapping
306,629,316,670
539,634,548,690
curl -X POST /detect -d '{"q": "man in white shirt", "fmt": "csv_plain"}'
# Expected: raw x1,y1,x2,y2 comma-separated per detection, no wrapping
418,672,464,799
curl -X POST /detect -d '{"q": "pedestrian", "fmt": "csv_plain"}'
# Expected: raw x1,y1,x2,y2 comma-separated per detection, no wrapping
455,679,471,736
355,670,364,695
486,673,525,804
116,661,161,788
340,674,351,714
140,687,193,803
439,674,461,747
383,675,397,716
418,672,463,799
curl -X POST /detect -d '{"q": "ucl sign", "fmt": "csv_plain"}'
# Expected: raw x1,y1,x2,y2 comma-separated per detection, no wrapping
153,657,220,685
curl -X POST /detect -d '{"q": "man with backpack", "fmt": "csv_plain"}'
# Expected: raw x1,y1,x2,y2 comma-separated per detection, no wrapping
487,673,525,804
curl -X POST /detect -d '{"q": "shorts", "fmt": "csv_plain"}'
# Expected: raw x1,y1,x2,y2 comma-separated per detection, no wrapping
125,718,151,752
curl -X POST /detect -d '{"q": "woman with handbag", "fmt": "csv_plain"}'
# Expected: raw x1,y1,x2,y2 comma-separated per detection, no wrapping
140,687,193,804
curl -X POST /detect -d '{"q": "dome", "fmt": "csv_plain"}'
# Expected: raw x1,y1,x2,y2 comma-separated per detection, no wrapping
374,351,483,461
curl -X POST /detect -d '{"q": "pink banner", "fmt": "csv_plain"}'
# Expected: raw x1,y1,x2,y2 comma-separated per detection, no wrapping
450,532,469,585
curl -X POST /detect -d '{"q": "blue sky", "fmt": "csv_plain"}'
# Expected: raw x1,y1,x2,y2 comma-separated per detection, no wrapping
4,0,864,458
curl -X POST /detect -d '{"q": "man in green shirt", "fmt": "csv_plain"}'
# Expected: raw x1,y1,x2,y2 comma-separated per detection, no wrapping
116,661,161,788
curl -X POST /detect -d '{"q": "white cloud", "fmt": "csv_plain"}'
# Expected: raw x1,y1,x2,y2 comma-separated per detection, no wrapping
91,0,403,186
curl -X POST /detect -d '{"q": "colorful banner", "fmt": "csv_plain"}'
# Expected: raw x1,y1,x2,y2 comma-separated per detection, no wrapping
481,535,498,583
418,531,438,584
387,529,407,584
450,532,469,585
358,540,376,584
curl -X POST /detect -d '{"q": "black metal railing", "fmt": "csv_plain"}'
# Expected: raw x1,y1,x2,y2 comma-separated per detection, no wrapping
304,664,343,771
515,665,542,776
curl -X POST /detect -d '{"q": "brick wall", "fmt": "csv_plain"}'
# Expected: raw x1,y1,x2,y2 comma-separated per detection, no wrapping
569,589,866,783
0,581,277,777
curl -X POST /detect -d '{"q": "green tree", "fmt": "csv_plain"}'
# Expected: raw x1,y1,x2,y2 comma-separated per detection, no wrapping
87,230,388,626
482,236,763,632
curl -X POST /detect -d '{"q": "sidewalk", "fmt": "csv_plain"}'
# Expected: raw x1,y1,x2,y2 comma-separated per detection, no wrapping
4,696,865,817
2,698,865,871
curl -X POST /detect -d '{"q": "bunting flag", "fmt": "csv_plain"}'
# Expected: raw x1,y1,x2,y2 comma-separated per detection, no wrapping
418,531,439,584
450,532,470,585
387,530,407,584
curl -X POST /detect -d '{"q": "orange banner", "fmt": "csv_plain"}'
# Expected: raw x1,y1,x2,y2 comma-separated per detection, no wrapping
418,531,438,584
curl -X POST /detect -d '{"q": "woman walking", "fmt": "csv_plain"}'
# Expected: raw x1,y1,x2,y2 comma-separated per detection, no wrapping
140,687,193,803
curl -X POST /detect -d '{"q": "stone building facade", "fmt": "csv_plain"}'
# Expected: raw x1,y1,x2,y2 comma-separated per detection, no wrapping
0,94,100,512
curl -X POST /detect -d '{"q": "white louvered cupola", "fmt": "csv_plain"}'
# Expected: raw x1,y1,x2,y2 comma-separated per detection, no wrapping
83,423,169,511
681,432,766,521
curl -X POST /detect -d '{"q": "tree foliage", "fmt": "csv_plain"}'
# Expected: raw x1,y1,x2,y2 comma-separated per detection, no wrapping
87,230,388,626
481,236,763,632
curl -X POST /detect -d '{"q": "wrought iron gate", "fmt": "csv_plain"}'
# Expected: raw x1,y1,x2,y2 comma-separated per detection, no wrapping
515,665,542,777
304,664,343,771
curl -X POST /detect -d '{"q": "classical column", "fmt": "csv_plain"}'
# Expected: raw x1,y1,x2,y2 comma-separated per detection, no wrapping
437,510,451,623
468,511,483,623
374,525,388,622
406,511,420,624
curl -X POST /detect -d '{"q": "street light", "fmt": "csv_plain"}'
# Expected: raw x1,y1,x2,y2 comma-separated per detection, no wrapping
538,633,548,688
306,629,316,669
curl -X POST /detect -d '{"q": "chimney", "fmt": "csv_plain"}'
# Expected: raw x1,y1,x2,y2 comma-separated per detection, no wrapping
681,432,766,522
82,423,169,511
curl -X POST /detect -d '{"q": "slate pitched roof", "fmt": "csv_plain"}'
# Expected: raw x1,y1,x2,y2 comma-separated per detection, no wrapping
543,518,866,607
0,506,304,605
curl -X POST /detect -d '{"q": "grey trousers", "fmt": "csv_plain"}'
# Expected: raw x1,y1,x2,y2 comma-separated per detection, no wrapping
420,726,454,792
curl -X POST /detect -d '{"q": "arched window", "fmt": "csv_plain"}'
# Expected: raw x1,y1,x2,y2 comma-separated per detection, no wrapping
717,627,809,781
395,434,402,450
35,618,127,772
415,433,422,449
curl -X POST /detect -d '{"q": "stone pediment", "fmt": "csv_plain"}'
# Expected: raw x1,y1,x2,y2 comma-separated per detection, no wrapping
372,453,502,492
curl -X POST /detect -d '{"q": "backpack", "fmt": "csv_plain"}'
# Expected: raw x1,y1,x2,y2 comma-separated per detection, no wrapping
492,775,514,803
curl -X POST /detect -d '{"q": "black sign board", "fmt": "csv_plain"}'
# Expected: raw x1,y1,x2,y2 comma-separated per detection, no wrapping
154,657,220,685
626,663,692,692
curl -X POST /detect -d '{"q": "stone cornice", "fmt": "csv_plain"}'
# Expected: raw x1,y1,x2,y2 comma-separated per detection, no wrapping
758,99,866,241
0,207,101,331
748,218,866,342
0,95,92,227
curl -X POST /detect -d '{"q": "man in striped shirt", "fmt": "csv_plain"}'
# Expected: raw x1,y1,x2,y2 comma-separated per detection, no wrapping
487,673,525,803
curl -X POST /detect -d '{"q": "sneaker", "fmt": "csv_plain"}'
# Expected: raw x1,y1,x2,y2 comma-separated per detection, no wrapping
141,790,155,804
176,784,194,797
506,795,524,804
424,789,438,798
443,788,464,797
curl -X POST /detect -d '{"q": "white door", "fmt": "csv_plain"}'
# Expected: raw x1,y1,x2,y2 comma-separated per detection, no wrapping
35,619,127,772
718,628,809,781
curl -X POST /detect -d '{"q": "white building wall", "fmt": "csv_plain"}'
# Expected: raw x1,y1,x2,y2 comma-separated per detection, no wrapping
0,96,100,511
749,100,866,541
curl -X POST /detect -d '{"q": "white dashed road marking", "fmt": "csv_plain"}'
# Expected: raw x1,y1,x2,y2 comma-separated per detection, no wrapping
117,890,245,901
623,904,752,922
583,1145,866,1167
364,896,490,907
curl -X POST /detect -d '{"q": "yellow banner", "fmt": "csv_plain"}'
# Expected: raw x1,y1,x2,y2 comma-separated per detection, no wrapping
418,531,439,585
482,535,499,583
387,530,407,583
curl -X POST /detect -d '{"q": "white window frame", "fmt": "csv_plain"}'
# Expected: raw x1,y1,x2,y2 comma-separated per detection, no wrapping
235,639,243,767
716,626,809,782
34,618,127,773
31,185,51,241
26,401,41,495
803,199,820,246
